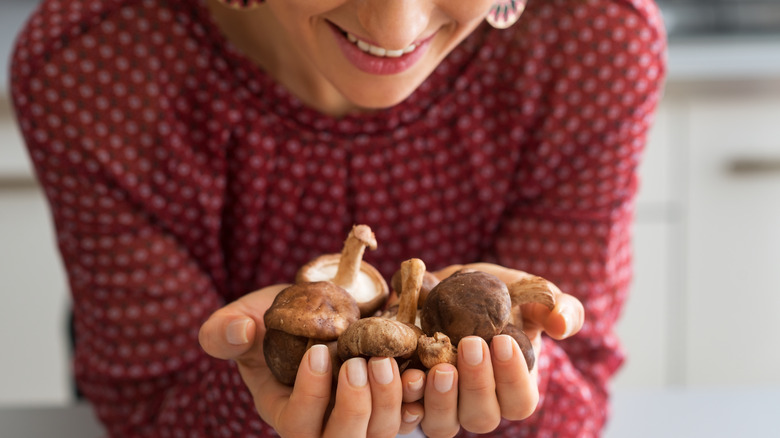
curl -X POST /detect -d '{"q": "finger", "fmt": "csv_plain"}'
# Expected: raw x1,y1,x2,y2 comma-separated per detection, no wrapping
522,293,584,340
420,363,460,438
398,402,424,435
366,357,403,438
456,337,501,434
401,368,426,403
268,344,333,437
490,334,539,421
323,357,373,438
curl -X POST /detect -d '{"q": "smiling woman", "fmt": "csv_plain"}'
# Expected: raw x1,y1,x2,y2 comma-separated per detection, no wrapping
207,0,495,114
9,0,666,437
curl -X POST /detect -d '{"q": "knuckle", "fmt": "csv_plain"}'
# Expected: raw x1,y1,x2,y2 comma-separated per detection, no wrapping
459,378,495,394
337,401,372,420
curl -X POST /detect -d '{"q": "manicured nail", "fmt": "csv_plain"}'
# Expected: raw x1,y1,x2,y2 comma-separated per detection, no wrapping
347,358,368,387
402,409,420,424
226,319,250,345
407,375,424,393
461,337,483,366
371,358,394,385
493,334,514,362
433,369,454,393
308,344,329,375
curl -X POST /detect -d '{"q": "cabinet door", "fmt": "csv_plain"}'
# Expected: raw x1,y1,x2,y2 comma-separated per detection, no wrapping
615,100,684,389
686,94,780,386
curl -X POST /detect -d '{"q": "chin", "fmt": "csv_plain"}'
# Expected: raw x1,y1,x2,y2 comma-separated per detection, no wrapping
337,76,427,111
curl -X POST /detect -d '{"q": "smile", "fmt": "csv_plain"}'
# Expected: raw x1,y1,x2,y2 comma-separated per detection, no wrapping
345,32,418,58
328,22,435,75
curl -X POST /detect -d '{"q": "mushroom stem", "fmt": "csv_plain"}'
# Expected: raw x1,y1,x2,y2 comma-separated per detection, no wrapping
397,258,425,325
332,225,378,290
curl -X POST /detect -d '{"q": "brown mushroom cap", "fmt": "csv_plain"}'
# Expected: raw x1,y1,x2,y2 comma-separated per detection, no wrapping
264,281,361,340
262,329,309,386
337,317,421,360
420,270,511,345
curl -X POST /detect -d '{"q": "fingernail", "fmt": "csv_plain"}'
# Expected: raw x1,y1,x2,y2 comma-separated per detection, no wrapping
561,310,575,338
308,344,329,375
433,369,454,393
371,358,394,385
402,409,420,424
346,358,368,388
226,319,250,345
493,334,514,362
407,375,424,393
461,337,483,366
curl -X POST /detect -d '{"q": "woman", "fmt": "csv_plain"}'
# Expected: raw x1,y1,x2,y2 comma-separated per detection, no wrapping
10,0,666,436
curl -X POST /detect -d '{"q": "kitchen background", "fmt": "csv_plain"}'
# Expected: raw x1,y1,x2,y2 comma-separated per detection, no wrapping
2,0,780,436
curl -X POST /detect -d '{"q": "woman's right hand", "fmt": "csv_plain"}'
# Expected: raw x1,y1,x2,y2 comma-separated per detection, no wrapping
198,285,426,437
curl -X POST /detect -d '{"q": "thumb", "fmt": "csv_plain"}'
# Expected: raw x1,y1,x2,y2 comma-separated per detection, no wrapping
199,284,290,365
521,293,584,341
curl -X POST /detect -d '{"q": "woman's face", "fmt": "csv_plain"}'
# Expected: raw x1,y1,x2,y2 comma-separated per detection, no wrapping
248,0,493,112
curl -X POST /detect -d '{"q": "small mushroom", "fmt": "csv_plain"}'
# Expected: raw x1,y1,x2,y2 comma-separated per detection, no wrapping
337,258,426,366
337,317,421,360
420,269,512,346
417,331,458,368
297,225,389,317
263,281,361,385
507,275,558,330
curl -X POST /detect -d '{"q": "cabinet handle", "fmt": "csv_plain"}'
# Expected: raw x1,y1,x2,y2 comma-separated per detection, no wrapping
729,158,780,175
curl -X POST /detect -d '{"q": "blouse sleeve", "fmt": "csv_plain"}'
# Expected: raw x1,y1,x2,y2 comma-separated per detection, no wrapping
475,1,667,436
10,3,274,436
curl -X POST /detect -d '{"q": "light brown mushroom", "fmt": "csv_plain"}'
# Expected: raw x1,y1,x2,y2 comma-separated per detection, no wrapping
417,331,458,368
297,225,389,317
263,281,361,385
337,258,426,367
390,268,440,310
507,275,558,330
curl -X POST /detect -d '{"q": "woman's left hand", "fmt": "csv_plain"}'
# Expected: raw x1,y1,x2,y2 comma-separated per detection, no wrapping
417,263,585,437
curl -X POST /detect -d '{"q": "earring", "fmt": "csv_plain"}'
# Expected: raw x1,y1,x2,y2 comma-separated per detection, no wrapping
485,0,527,29
215,0,265,9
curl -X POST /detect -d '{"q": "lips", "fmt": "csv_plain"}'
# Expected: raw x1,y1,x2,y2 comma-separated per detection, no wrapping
328,22,435,75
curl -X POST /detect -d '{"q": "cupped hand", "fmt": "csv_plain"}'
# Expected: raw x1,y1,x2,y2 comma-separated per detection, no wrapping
419,263,585,437
198,285,426,437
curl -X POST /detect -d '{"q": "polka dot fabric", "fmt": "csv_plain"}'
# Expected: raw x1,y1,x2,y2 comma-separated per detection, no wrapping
10,0,666,436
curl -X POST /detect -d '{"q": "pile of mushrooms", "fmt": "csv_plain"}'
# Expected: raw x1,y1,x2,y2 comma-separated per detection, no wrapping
262,224,561,385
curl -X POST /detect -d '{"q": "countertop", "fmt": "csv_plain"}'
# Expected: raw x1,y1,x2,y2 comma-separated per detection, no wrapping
2,387,779,437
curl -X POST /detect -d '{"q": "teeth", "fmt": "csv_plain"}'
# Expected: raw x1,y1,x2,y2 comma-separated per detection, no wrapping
346,32,416,58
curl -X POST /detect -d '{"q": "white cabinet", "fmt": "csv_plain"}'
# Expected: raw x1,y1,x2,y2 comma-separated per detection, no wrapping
614,99,685,389
0,95,72,406
616,81,780,390
685,92,780,386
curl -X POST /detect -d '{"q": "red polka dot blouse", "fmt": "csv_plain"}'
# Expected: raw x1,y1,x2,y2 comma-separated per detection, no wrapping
10,0,666,436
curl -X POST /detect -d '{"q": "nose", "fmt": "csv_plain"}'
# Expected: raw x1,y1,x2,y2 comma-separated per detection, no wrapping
356,0,432,50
